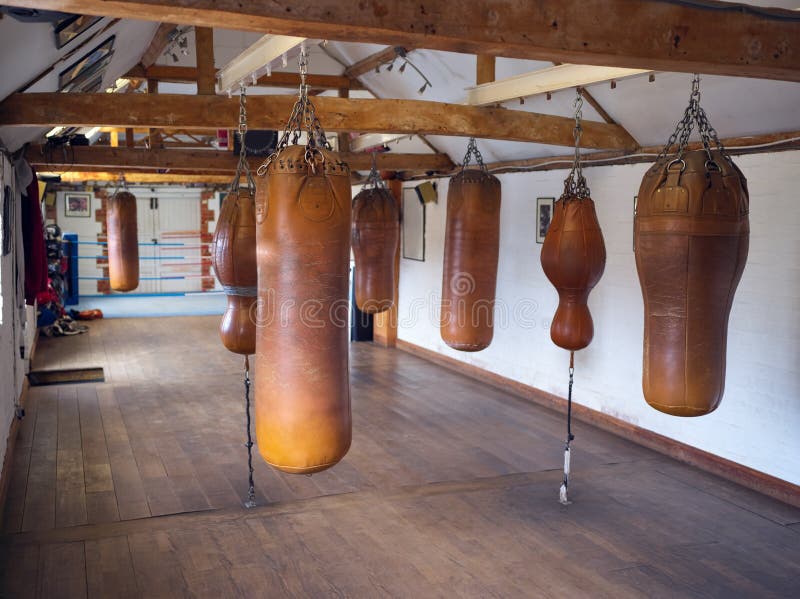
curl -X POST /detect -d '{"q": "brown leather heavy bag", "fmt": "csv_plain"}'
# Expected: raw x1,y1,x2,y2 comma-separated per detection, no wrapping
540,196,606,351
254,145,352,473
352,186,399,314
635,150,749,416
440,169,501,352
212,190,257,355
106,191,139,292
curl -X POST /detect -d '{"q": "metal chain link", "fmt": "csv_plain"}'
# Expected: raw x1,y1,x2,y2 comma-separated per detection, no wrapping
461,137,487,172
561,90,590,201
257,43,332,176
231,85,256,194
656,74,731,168
363,151,387,191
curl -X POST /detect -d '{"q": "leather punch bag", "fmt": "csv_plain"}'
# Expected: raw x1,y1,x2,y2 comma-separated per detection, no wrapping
635,75,749,417
106,187,139,292
540,144,606,351
440,138,501,352
351,157,400,314
254,48,351,474
212,102,258,355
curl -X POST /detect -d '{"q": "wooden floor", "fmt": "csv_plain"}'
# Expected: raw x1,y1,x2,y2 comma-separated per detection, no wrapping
1,316,798,598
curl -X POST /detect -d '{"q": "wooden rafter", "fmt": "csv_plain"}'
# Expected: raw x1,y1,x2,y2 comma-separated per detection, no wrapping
2,0,798,81
139,22,177,69
344,46,407,79
1,93,637,149
24,145,456,173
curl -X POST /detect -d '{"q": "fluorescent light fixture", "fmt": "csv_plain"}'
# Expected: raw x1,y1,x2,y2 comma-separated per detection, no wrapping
351,133,410,152
216,34,306,93
84,127,101,139
46,127,65,138
464,64,651,106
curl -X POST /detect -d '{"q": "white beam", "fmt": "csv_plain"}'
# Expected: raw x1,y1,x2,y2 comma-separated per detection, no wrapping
350,133,413,152
216,34,306,94
464,64,651,106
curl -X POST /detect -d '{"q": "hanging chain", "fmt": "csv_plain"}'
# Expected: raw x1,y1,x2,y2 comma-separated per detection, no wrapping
257,43,331,175
363,151,386,190
461,137,487,172
231,85,257,194
656,74,730,168
559,351,576,505
111,173,127,199
243,355,256,509
561,90,590,201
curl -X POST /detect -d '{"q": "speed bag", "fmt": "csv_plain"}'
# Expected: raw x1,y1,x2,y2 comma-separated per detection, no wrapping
635,150,749,416
212,190,257,355
254,145,352,474
440,169,501,352
352,186,400,314
106,191,139,292
540,196,606,351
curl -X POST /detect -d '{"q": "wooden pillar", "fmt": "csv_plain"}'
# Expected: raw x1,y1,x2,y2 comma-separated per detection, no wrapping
125,128,135,148
146,79,162,149
110,130,119,147
195,27,216,95
373,178,402,347
476,55,496,85
337,87,350,152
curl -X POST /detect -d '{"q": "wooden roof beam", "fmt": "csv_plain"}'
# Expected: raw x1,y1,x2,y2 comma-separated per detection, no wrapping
2,0,798,81
24,145,456,173
1,93,638,149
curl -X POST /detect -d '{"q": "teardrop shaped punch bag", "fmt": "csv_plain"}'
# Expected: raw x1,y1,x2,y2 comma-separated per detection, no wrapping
541,91,606,505
212,88,258,356
540,106,606,352
254,45,351,474
352,154,400,314
106,183,139,292
440,138,501,351
635,75,749,417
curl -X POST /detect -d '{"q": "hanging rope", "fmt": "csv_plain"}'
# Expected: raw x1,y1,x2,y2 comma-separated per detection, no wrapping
561,89,590,201
559,351,576,505
243,355,256,508
461,137,488,172
257,43,332,175
231,85,257,195
655,74,732,170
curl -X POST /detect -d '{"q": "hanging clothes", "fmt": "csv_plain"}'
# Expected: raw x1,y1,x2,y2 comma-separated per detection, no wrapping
18,160,47,305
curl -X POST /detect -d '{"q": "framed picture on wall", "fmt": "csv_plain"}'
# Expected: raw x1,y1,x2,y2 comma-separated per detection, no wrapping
402,187,425,261
54,14,102,49
58,36,115,92
536,197,555,244
65,192,92,218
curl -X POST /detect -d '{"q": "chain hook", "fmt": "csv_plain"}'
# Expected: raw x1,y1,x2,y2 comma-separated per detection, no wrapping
231,83,256,194
561,88,590,201
462,137,487,172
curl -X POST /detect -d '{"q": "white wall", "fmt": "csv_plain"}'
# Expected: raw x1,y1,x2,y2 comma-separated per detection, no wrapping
0,156,32,471
398,151,800,485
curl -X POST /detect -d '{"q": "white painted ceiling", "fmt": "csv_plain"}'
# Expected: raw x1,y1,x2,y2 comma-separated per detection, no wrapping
1,2,799,165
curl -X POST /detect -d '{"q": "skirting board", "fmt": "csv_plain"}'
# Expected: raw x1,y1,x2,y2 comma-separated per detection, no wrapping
396,339,800,509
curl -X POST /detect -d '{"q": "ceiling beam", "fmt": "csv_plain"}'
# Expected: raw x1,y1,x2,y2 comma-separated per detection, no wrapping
194,26,216,95
344,46,407,79
0,93,637,149
125,65,361,90
2,1,798,81
25,145,456,173
49,171,233,184
139,22,176,69
465,64,650,106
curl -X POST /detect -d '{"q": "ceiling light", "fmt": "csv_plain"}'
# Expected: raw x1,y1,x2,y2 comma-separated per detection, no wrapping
399,62,407,74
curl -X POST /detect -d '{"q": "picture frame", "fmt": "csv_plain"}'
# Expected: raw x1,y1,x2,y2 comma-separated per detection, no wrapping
536,197,555,244
402,187,426,261
54,14,102,49
65,192,92,218
58,36,115,92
